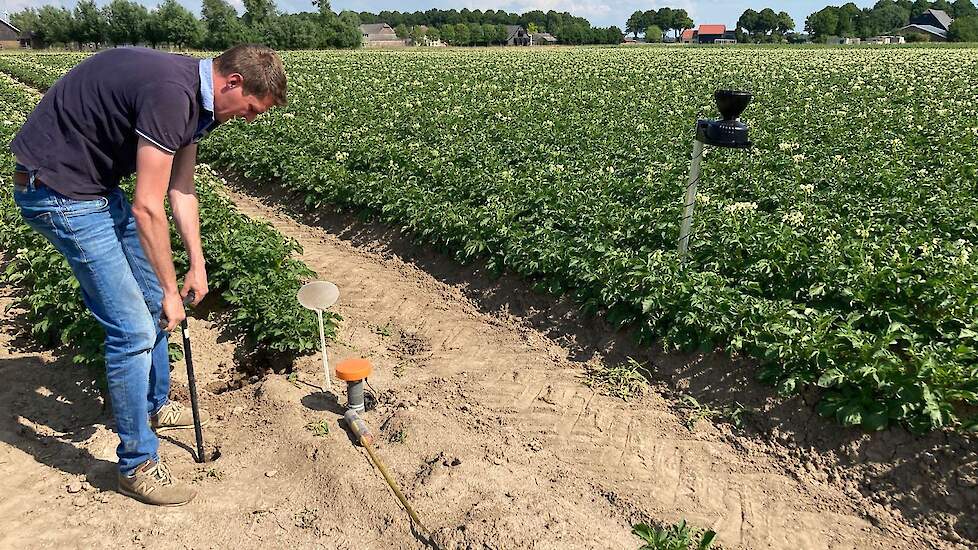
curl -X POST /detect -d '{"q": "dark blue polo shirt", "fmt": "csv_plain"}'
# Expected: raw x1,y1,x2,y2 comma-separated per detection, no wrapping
10,48,208,200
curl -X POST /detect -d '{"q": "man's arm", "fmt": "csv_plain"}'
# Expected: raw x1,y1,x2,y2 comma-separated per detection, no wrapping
168,143,208,307
132,137,183,332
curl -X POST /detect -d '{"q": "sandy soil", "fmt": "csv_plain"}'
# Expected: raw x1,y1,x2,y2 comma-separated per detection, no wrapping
1,174,974,549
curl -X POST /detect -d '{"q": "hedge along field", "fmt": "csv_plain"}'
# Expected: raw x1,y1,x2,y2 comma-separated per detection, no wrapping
0,69,335,385
4,47,978,432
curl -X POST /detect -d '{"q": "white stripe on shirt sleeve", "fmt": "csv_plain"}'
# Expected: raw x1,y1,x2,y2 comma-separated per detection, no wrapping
135,129,177,155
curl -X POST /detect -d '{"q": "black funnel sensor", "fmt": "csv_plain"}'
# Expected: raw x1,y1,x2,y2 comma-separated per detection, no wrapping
696,89,752,148
715,90,751,121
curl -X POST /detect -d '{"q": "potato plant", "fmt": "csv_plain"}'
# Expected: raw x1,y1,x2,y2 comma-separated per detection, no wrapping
207,48,978,432
4,47,977,432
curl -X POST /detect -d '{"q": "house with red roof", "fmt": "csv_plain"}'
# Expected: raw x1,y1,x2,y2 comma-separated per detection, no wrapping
698,24,727,41
681,24,738,44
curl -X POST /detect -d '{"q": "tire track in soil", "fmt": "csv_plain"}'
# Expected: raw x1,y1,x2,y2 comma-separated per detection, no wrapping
221,181,933,550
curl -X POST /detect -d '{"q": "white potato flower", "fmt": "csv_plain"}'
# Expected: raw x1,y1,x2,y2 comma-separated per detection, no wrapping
782,211,805,226
724,201,758,215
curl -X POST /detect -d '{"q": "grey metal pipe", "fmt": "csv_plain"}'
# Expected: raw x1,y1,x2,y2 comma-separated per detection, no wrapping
346,380,365,412
678,139,705,264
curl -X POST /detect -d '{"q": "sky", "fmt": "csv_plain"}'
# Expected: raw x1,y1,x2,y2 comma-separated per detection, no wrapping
2,0,881,30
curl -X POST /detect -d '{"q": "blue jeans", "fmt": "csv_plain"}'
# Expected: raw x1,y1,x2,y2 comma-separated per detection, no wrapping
13,172,170,475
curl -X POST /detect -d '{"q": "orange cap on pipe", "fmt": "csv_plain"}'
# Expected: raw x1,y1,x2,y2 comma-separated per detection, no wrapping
335,358,372,382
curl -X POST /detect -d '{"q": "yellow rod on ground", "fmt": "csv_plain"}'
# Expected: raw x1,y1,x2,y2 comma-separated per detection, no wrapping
361,437,432,538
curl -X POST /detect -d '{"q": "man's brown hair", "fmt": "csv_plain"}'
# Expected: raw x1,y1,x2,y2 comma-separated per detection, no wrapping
214,44,287,106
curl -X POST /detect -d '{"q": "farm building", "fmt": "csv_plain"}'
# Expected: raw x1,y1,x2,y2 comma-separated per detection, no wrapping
19,31,42,48
531,32,558,46
827,36,862,45
899,9,953,41
505,25,531,46
412,26,445,47
681,25,737,44
866,35,906,44
359,23,408,48
623,36,655,45
1,17,20,49
696,24,727,43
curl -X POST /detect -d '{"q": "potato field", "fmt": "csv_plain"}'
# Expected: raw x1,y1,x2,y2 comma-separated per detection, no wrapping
2,47,978,433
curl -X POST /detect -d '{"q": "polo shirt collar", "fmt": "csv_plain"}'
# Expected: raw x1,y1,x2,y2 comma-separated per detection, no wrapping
195,58,216,142
199,58,215,114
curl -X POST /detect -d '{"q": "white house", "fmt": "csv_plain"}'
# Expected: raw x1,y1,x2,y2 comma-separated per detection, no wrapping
359,23,408,48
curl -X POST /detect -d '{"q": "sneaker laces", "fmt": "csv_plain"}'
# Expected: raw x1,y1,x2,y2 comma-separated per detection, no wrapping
148,461,174,487
132,461,173,495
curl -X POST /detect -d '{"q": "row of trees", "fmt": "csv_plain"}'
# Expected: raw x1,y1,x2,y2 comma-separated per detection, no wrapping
804,0,978,41
9,0,360,50
361,8,623,45
389,22,623,46
624,8,694,40
8,2,624,49
736,9,796,42
358,8,586,33
622,1,977,44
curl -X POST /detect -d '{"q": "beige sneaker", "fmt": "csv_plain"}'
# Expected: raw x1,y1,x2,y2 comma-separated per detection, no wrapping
118,459,196,506
151,401,210,432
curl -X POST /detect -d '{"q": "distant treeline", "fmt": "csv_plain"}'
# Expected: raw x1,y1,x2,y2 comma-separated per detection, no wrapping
624,8,694,41
354,8,624,45
619,0,978,44
734,9,797,42
7,1,625,50
387,22,624,46
803,0,978,41
9,0,360,50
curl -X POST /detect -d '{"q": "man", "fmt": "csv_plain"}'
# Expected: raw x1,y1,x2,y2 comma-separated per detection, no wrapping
10,44,286,506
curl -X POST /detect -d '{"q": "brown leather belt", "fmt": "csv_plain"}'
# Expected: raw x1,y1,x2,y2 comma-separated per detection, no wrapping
13,170,42,189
